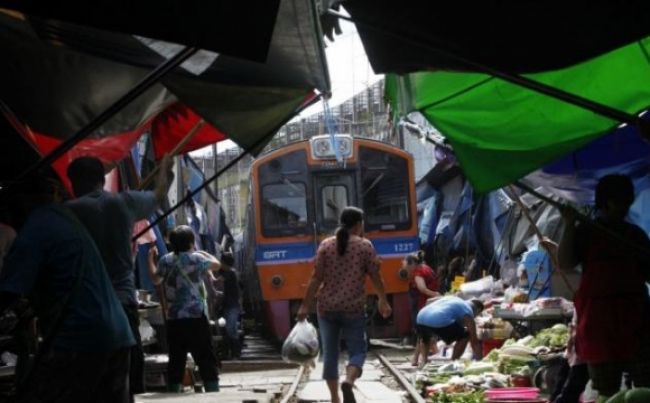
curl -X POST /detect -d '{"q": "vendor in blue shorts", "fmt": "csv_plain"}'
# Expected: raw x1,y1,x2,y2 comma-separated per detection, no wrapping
416,296,483,360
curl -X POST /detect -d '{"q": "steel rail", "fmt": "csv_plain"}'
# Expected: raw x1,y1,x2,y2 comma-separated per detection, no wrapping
375,352,426,403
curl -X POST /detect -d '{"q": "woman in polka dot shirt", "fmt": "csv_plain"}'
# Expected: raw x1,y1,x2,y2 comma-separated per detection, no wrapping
298,207,391,403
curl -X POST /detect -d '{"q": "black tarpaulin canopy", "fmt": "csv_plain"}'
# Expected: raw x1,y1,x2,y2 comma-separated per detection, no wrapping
342,0,650,74
0,0,329,182
0,0,280,62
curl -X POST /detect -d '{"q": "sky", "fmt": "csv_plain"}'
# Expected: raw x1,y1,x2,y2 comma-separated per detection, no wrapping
191,20,381,156
297,19,381,117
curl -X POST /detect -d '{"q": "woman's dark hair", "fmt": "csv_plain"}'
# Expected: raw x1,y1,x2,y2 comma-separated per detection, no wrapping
335,206,364,256
595,174,635,209
405,250,425,266
220,251,235,267
169,225,195,254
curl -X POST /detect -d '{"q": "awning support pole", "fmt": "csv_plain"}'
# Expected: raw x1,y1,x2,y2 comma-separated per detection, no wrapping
328,10,650,139
132,93,323,242
138,119,206,190
513,181,650,259
17,46,198,180
507,185,575,295
401,125,650,276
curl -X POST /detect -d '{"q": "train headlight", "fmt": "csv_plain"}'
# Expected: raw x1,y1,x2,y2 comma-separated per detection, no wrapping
271,275,284,288
310,134,353,159
398,268,409,280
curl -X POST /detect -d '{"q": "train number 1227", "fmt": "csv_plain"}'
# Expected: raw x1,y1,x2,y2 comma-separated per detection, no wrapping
394,243,416,253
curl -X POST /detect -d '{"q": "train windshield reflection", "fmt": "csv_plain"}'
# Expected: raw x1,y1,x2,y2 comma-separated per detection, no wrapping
261,182,308,235
360,147,410,230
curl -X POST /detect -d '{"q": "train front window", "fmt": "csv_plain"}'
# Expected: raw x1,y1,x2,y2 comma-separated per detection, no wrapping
261,182,308,236
321,185,348,224
359,147,410,230
314,174,355,234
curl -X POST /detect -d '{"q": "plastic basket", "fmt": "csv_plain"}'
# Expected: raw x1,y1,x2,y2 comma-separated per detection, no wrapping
485,387,540,400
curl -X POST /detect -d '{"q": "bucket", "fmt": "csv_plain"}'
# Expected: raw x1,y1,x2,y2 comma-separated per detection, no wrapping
482,338,506,357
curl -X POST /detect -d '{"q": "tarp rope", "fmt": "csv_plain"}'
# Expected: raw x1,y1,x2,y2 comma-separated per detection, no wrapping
322,98,344,163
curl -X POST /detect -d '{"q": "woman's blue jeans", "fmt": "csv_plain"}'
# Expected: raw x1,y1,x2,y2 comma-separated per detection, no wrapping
223,306,241,356
318,312,367,380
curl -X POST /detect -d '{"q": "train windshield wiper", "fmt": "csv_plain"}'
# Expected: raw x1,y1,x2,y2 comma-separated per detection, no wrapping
326,198,339,212
283,177,304,196
362,172,385,197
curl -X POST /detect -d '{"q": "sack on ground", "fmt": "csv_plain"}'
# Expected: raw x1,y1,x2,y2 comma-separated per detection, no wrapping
281,320,319,365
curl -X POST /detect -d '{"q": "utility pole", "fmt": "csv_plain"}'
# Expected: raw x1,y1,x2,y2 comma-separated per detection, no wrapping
212,143,218,196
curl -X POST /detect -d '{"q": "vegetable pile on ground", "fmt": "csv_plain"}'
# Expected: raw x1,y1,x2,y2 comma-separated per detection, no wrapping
416,360,508,398
415,323,571,397
428,390,485,403
526,324,569,349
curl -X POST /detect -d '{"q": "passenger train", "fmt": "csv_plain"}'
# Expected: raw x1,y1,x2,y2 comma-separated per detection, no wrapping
240,134,419,340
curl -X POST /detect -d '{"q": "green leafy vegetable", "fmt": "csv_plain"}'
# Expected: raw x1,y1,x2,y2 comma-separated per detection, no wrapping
428,391,485,403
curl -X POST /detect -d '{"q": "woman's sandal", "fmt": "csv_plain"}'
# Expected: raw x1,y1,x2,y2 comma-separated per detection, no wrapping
341,382,356,403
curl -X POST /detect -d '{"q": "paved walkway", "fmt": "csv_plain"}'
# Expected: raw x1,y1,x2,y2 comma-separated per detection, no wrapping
137,390,273,403
297,358,406,402
136,367,297,403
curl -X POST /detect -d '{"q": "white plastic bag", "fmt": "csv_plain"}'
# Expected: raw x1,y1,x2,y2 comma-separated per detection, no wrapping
281,320,319,365
460,275,494,296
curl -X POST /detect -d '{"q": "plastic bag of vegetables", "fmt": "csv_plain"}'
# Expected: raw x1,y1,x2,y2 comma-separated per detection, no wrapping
606,388,650,403
281,319,319,365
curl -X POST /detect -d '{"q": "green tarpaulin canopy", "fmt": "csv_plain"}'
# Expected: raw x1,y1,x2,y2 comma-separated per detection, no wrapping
386,37,650,193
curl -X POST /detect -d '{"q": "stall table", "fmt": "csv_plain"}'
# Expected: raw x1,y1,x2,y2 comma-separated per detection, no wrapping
492,308,571,338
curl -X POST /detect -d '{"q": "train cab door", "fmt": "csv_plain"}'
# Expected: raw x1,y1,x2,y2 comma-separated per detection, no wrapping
312,173,356,238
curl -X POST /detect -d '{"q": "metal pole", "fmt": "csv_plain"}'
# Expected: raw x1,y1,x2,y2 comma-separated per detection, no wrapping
133,136,258,241
507,185,575,294
17,46,198,180
211,142,218,195
328,10,648,135
513,181,650,258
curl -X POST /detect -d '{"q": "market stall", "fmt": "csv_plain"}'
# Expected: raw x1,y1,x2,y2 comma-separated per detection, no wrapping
414,321,570,402
491,297,573,338
412,275,577,403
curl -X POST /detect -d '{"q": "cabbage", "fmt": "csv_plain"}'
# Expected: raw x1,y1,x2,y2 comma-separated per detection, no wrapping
483,348,500,363
463,362,495,375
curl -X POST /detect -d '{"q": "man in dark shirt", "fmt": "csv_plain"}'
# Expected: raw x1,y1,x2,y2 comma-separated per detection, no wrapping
559,174,650,399
216,252,242,359
66,155,171,397
0,176,134,402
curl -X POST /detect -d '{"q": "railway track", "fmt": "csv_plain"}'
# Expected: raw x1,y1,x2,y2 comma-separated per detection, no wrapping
375,352,426,403
217,333,301,402
187,334,424,403
280,342,424,403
